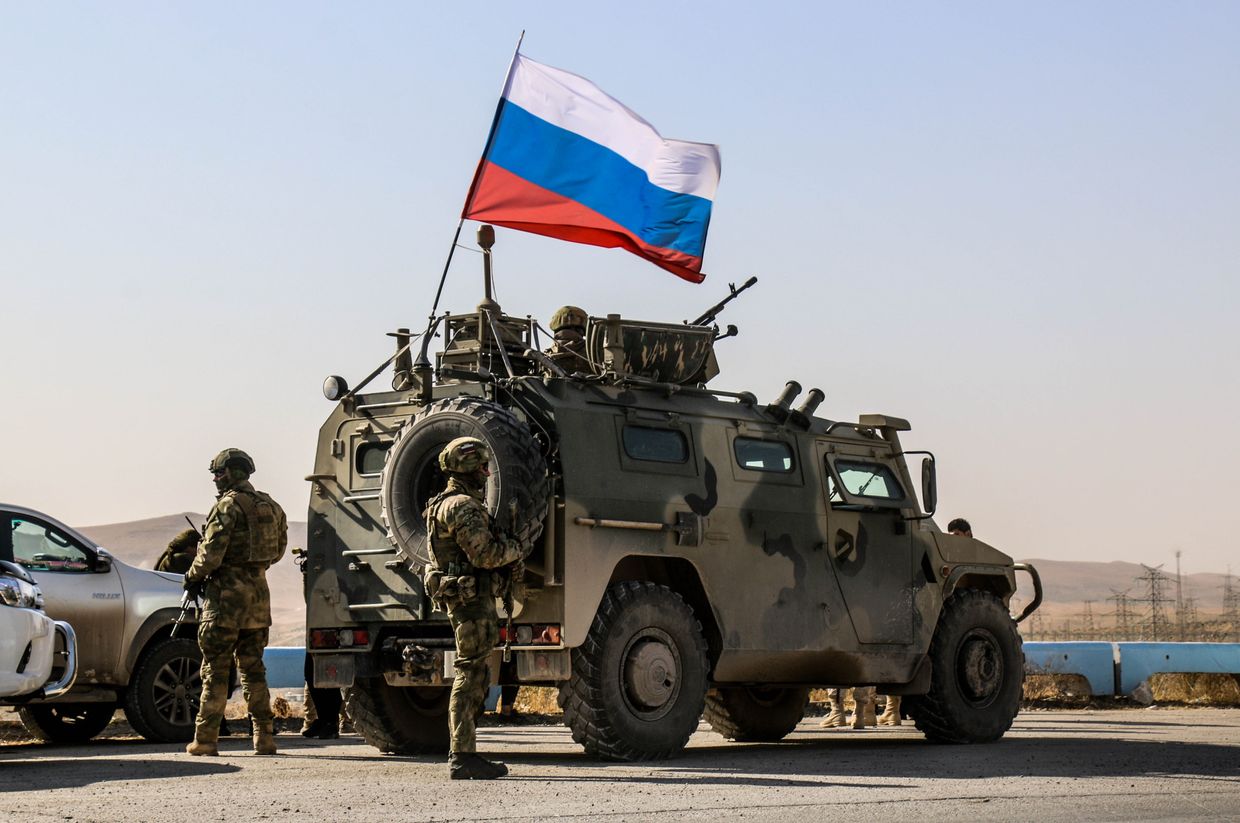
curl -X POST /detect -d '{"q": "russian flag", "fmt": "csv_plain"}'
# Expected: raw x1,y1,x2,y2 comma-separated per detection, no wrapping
462,54,721,284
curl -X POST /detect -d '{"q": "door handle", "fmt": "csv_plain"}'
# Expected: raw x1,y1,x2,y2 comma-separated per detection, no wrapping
833,529,856,562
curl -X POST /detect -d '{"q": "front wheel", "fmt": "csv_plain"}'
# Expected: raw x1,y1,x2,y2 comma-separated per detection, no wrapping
559,581,709,761
347,678,450,755
905,589,1024,743
18,702,116,744
123,636,203,742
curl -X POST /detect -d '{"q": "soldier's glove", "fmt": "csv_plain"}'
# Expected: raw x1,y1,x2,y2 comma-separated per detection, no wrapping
183,577,205,599
514,520,544,557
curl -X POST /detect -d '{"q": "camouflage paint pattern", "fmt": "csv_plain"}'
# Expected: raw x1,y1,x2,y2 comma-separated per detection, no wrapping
428,478,524,573
195,622,272,738
585,319,719,384
447,593,499,753
427,474,520,753
187,475,286,740
186,479,288,629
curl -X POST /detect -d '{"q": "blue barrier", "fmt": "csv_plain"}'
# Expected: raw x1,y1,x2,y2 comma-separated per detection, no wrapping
269,643,1240,700
264,646,306,690
1023,642,1116,696
1024,641,1240,696
1114,642,1240,695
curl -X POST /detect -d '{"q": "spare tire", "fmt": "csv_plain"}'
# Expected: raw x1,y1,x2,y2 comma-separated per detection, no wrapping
380,395,549,566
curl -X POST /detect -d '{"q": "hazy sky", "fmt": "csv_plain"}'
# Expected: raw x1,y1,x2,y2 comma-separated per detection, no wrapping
2,3,1237,575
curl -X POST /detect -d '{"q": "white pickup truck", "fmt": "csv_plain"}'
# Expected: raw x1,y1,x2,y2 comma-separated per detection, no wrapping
0,559,77,704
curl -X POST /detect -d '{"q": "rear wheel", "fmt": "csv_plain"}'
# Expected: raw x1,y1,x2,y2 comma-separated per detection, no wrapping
704,686,810,742
347,677,450,755
123,637,203,743
18,702,116,744
905,589,1023,743
559,581,709,761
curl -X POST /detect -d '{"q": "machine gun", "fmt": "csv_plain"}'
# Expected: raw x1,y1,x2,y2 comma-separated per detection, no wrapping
689,276,758,339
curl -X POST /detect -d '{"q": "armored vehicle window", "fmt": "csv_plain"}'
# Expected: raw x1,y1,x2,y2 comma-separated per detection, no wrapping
734,438,794,473
355,441,393,476
833,460,904,501
622,425,688,464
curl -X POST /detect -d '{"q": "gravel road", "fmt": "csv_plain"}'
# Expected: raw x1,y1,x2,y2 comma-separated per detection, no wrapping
3,708,1238,822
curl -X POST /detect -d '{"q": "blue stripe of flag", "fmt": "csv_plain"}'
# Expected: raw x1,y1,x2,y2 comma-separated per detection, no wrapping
487,101,713,258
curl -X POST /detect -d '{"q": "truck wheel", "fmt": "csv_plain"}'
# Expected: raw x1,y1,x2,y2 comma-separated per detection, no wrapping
346,677,450,754
559,581,709,761
123,637,202,743
905,589,1023,744
381,396,549,565
704,686,810,742
18,703,116,744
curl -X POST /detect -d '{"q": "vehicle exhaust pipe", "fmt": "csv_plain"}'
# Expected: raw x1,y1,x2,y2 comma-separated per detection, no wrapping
766,380,801,422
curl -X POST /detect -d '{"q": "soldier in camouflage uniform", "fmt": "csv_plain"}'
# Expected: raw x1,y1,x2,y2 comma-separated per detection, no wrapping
155,528,200,574
425,436,536,780
184,448,288,757
545,305,589,371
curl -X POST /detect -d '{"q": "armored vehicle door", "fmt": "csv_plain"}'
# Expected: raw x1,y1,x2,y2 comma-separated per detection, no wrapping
814,443,915,644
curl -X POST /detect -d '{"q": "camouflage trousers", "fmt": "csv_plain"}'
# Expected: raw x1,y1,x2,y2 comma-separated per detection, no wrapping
195,621,273,738
447,594,498,754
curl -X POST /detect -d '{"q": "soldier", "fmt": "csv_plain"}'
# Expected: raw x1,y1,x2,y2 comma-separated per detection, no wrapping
425,436,537,780
155,528,200,574
947,517,973,537
184,448,287,757
545,305,589,371
156,526,243,737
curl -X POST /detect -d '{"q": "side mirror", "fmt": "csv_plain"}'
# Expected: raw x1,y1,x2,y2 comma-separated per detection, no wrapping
921,457,938,516
93,549,113,574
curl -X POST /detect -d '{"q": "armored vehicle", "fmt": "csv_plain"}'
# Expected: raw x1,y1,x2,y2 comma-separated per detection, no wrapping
304,229,1041,760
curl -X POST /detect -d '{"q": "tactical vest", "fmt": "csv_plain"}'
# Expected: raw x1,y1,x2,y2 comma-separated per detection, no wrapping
424,490,476,577
222,489,283,566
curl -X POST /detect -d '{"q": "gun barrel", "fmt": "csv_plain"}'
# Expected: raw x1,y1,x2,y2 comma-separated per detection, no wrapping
690,276,758,326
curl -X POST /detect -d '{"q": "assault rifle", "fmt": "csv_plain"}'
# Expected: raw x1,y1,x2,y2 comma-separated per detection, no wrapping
171,590,197,639
170,515,204,638
689,276,758,328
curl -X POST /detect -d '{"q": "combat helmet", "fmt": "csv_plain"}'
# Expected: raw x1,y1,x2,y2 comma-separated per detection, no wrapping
438,437,490,475
209,448,256,476
550,305,588,333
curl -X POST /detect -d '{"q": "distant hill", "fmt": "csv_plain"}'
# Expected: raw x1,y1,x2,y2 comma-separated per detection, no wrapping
78,513,308,646
1011,557,1232,618
75,515,1234,646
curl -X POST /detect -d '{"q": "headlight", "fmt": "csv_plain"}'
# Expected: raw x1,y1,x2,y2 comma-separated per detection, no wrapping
0,575,43,609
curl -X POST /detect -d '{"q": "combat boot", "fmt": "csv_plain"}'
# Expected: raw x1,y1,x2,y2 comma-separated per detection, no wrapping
879,695,902,726
253,719,278,755
186,726,219,756
852,689,877,729
449,752,509,780
863,701,878,727
819,689,846,728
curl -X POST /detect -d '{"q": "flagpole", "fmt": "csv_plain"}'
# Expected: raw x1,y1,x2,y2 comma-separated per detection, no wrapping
426,30,526,325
